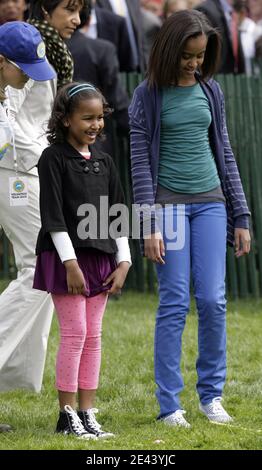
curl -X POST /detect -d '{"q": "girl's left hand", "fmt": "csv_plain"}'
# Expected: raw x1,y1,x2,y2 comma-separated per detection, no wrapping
103,261,131,295
234,228,251,257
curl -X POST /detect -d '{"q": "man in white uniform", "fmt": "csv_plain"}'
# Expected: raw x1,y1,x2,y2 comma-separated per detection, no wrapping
0,21,56,394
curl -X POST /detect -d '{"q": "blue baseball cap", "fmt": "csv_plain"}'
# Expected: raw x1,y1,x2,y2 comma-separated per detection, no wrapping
0,21,56,81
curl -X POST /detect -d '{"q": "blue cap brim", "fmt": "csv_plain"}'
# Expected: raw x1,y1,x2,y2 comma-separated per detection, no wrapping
14,59,56,81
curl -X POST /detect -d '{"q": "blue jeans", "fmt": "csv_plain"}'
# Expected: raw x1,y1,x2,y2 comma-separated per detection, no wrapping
155,203,227,418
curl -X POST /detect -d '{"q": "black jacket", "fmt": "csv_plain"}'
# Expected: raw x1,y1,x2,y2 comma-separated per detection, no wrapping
95,6,135,73
196,0,245,74
96,0,146,72
36,142,126,255
67,30,129,134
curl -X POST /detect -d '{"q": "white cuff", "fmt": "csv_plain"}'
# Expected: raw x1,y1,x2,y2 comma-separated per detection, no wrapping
50,231,77,263
115,237,132,265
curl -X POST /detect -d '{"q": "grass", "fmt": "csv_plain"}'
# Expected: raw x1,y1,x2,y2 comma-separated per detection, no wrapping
0,279,262,450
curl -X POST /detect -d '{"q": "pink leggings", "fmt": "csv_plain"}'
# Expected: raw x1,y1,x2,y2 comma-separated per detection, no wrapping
52,293,108,392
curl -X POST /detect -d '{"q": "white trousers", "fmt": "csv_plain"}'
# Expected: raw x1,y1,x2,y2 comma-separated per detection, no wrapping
0,168,53,392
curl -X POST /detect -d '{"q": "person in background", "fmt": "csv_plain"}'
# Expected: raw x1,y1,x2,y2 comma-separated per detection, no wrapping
0,20,55,430
129,9,250,428
248,0,262,68
188,0,202,6
162,0,189,20
81,0,134,72
248,0,262,26
67,1,130,155
196,0,246,73
0,0,27,24
96,0,147,72
141,0,164,18
140,2,162,66
33,82,131,438
234,0,262,75
0,0,85,394
255,31,262,59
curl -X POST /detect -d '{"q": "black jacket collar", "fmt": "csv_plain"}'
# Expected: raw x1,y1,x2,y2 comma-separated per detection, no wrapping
58,141,107,160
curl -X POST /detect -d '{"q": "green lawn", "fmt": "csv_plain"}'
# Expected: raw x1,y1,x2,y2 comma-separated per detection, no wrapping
0,280,262,450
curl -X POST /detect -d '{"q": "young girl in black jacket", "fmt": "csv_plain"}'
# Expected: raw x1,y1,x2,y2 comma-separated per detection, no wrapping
34,82,131,439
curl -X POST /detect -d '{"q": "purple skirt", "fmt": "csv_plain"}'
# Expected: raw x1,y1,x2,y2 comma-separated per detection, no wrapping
33,248,117,297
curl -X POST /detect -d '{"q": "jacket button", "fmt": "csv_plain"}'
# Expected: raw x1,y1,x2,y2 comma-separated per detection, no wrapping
94,167,100,173
93,161,99,167
83,166,89,173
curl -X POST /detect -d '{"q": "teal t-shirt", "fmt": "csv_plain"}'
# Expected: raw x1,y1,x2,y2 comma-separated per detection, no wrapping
158,83,220,194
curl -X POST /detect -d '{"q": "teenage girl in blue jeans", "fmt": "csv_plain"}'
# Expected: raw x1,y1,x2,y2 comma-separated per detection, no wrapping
129,10,251,427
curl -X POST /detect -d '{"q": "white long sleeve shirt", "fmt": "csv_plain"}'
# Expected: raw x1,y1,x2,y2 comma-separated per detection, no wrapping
50,231,131,265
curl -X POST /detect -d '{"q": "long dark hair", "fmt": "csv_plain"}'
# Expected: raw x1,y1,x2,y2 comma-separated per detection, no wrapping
147,9,221,87
47,82,113,144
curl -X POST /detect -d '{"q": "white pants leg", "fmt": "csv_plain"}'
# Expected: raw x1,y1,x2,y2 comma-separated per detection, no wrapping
0,169,53,392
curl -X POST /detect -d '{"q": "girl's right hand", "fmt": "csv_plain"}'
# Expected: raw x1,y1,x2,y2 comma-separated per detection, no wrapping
64,260,86,295
144,232,165,264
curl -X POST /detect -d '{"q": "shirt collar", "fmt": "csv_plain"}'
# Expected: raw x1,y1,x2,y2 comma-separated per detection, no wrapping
90,8,97,27
63,141,105,160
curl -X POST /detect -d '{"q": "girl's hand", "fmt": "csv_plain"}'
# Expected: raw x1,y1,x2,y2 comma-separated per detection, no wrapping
103,261,131,295
64,260,86,295
144,232,165,264
234,228,251,258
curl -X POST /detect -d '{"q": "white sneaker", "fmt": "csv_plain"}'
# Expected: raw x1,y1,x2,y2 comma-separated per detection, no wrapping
199,397,233,424
162,410,191,428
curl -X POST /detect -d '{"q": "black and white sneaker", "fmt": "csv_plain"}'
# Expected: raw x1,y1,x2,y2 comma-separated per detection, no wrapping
55,405,97,439
78,408,115,439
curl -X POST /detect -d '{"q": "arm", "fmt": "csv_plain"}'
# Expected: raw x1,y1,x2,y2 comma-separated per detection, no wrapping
50,231,132,293
7,79,56,170
38,149,67,234
129,88,164,262
129,88,155,216
50,231,86,295
103,236,132,295
115,236,131,265
50,232,76,262
7,81,45,169
103,157,131,293
39,150,87,293
220,89,251,256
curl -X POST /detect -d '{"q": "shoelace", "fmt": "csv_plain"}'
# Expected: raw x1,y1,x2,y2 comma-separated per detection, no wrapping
211,397,225,414
85,408,102,433
64,405,87,435
172,410,188,425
